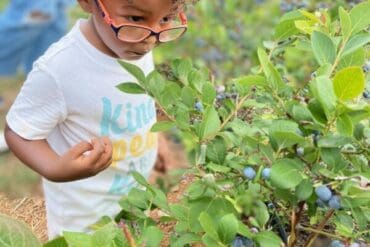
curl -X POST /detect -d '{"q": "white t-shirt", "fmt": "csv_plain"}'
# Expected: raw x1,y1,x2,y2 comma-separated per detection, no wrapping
6,19,158,239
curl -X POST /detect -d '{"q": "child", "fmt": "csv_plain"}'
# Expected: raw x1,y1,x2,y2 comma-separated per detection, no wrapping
4,0,191,239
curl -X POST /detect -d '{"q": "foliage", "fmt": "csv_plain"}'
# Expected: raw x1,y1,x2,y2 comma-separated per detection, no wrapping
1,1,369,247
0,214,41,247
114,1,370,246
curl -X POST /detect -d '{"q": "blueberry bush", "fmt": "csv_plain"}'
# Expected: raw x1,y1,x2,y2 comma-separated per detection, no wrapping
1,1,370,247
112,1,370,246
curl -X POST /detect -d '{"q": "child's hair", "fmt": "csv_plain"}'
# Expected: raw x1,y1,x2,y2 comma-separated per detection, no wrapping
171,0,199,12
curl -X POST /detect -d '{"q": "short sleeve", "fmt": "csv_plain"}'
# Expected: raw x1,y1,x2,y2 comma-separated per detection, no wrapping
6,64,67,140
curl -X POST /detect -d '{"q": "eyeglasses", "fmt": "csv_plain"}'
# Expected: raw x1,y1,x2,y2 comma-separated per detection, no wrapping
94,0,188,43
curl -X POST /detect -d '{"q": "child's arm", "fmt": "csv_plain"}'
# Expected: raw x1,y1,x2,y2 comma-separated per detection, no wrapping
4,123,113,182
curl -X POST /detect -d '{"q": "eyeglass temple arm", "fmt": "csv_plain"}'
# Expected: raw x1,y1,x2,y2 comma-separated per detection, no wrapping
94,0,114,25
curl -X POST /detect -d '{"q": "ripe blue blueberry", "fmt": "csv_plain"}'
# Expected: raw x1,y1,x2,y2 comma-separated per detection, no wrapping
232,236,255,247
328,195,341,209
194,101,203,112
315,185,332,202
362,61,370,73
243,167,256,180
363,91,370,99
262,168,271,180
296,147,304,156
329,240,344,247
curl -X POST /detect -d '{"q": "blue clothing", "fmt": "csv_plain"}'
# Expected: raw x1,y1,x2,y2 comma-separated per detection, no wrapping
0,0,75,75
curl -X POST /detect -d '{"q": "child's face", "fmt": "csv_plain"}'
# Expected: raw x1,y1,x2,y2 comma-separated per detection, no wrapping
80,0,182,60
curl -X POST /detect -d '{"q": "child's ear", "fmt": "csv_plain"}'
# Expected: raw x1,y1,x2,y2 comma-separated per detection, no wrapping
77,0,93,13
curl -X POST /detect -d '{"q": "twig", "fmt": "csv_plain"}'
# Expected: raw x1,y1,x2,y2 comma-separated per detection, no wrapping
118,219,137,247
304,209,335,247
288,202,305,247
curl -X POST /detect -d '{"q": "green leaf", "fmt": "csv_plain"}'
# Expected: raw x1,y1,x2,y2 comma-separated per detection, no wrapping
338,48,365,69
199,212,219,241
206,137,227,164
333,66,365,100
270,159,303,189
349,1,370,34
181,86,196,108
317,135,352,148
141,226,163,247
311,31,336,66
253,201,270,228
336,114,353,136
116,83,146,94
172,233,202,247
0,214,41,247
339,7,352,38
63,232,92,247
91,223,122,247
170,204,188,221
202,83,217,106
275,20,300,40
118,60,146,84
269,120,305,149
128,188,150,209
257,48,286,91
43,237,68,247
130,171,150,188
295,179,313,201
254,231,282,247
342,34,370,57
177,59,193,85
217,214,239,245
150,121,176,132
310,76,337,119
199,107,221,140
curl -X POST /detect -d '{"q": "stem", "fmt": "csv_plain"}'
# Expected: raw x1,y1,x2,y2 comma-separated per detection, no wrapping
119,219,137,247
288,202,305,247
304,209,335,247
298,225,343,240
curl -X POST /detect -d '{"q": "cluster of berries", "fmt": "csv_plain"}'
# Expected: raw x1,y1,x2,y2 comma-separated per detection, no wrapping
315,185,341,209
243,166,271,180
280,0,309,12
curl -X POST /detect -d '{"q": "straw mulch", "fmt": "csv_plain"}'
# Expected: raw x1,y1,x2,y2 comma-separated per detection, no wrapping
0,194,48,242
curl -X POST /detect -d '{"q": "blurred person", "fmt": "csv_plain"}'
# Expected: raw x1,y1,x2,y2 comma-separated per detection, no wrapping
4,0,193,239
0,0,75,153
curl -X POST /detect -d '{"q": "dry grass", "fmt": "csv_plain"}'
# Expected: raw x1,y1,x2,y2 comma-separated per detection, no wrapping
0,194,48,242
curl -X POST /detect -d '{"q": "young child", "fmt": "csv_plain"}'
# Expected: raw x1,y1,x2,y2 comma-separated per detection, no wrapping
4,0,191,239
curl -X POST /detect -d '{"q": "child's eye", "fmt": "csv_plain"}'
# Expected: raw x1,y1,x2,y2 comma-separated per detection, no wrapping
160,16,174,25
125,16,144,23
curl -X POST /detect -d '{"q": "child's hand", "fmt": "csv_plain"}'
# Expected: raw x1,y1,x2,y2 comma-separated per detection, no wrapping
55,137,113,181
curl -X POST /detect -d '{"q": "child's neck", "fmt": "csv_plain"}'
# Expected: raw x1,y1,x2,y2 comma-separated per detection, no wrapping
80,18,118,59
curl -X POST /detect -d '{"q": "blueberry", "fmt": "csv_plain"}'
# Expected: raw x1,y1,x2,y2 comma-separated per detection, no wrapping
243,167,256,180
195,38,207,48
296,147,304,156
194,101,203,112
315,185,333,202
362,61,370,73
329,240,345,247
216,93,225,100
262,168,271,180
328,195,341,209
350,243,360,247
316,198,326,208
310,72,317,80
232,236,255,247
363,91,370,99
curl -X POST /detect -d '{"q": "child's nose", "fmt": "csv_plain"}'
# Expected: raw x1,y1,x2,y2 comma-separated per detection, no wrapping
144,34,158,46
